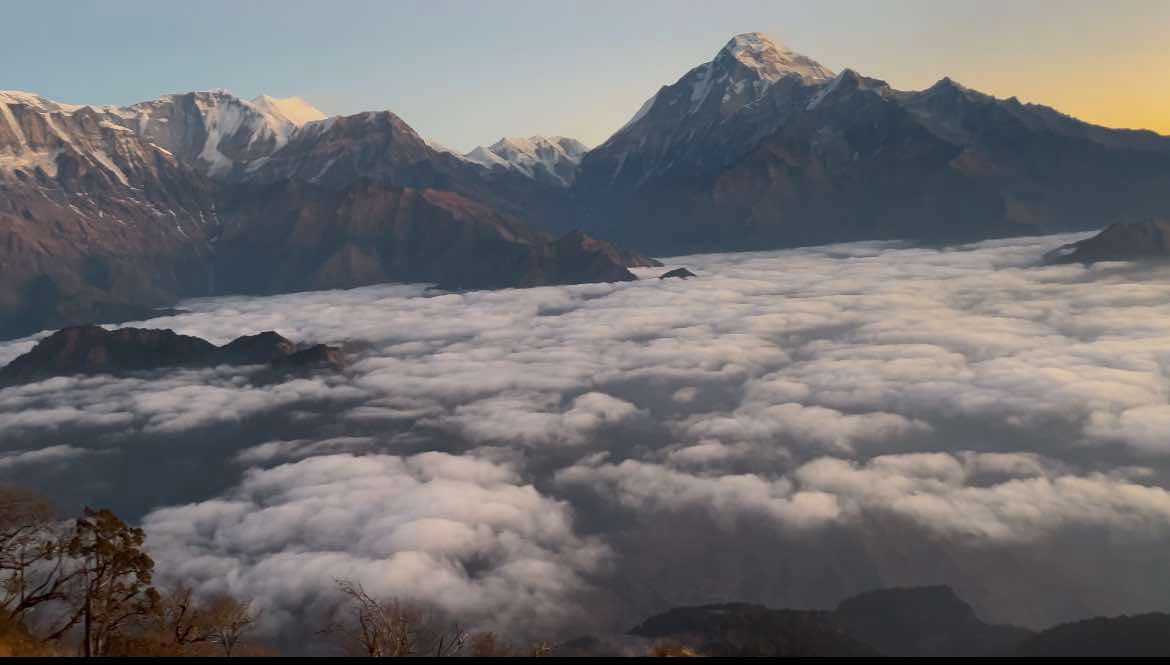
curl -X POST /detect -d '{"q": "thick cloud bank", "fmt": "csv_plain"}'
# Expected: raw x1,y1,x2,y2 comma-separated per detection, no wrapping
5,233,1170,640
142,452,610,638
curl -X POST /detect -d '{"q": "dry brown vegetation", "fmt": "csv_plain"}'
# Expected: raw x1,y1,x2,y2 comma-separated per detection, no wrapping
0,487,265,657
648,641,703,657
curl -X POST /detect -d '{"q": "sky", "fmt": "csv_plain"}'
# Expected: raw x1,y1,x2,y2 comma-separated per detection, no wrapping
2,0,1168,151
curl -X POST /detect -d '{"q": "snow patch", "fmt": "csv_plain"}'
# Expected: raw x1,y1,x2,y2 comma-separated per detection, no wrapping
721,32,834,83
250,95,327,127
463,136,587,187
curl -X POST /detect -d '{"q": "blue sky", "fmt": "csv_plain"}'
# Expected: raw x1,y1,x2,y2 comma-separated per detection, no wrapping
3,0,1167,150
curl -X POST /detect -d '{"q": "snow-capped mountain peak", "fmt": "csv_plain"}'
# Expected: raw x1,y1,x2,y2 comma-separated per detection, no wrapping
250,95,327,126
719,32,834,83
603,31,837,146
0,90,90,115
463,135,587,187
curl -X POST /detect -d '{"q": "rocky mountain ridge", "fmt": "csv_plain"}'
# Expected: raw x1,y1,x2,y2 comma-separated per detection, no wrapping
0,325,344,384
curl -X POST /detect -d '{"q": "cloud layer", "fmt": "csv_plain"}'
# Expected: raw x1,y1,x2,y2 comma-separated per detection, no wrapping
142,452,610,638
5,232,1170,639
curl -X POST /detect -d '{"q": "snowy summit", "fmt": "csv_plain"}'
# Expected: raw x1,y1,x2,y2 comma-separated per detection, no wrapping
250,95,328,127
463,136,587,187
720,32,834,83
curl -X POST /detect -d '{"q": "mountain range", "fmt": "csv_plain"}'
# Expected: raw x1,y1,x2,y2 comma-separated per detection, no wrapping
4,32,1170,339
571,33,1170,254
608,585,1170,657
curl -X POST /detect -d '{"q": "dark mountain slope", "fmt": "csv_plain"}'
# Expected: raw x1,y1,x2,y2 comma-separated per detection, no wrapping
834,585,1032,657
572,34,1170,255
1045,219,1170,264
1012,613,1170,657
212,180,637,294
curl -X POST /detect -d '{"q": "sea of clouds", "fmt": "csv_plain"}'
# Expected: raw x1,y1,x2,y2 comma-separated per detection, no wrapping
4,232,1170,646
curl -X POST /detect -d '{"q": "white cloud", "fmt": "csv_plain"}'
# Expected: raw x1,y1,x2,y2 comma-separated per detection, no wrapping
142,452,610,635
0,444,92,470
442,391,638,446
5,231,1170,635
560,451,1170,544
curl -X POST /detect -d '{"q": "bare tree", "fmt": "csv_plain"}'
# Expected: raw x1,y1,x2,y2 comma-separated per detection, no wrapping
52,507,158,656
205,592,259,657
323,579,466,657
153,583,212,654
0,488,77,635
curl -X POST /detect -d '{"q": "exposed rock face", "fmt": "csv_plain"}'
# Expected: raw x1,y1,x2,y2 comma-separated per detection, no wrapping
1012,613,1170,657
270,343,345,372
573,33,1170,255
0,326,217,381
216,330,298,364
243,110,435,188
111,90,316,178
1044,219,1170,264
0,91,218,340
0,325,326,383
659,267,696,279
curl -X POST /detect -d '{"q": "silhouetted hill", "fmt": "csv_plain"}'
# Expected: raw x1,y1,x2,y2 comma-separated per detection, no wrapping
1012,613,1170,657
0,326,340,383
1045,219,1170,265
834,585,1032,656
659,267,697,279
621,586,1038,657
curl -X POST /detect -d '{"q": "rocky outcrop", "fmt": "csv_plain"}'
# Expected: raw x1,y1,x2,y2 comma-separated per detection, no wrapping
659,267,696,279
0,325,335,383
1044,220,1170,265
216,330,298,364
270,343,345,372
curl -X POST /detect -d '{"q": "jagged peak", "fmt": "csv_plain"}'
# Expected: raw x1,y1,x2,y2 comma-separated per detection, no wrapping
489,135,587,156
922,76,994,103
717,32,834,82
462,135,586,187
0,90,91,114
